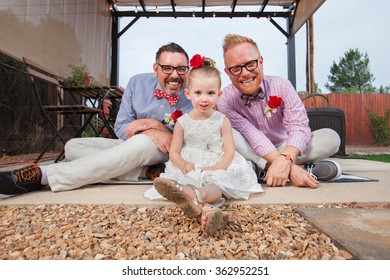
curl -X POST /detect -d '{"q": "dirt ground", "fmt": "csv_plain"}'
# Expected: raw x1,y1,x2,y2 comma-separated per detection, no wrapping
346,145,390,154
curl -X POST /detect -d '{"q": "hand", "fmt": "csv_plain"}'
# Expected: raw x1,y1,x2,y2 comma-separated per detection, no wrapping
289,164,319,188
142,129,172,153
125,120,143,138
182,162,195,174
125,119,165,138
201,166,217,172
264,156,291,187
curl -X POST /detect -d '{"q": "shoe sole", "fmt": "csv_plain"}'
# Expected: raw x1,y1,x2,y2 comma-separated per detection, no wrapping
205,209,228,236
153,178,202,218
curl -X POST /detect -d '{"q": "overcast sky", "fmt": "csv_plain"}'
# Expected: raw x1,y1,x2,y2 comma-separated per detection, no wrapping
117,0,390,93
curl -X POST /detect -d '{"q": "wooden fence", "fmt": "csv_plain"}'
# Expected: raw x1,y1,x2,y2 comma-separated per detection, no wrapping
301,93,390,145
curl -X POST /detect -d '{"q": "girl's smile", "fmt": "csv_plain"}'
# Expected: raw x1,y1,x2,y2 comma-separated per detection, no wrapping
185,76,222,119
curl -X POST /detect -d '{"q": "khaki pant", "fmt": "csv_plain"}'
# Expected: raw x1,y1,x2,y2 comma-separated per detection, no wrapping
46,134,168,192
233,128,341,170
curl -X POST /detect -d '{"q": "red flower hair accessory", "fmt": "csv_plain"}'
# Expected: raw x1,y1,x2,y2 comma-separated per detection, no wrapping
264,96,282,118
190,54,204,69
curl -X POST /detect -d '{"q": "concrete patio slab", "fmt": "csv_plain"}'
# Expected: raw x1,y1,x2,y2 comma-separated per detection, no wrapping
1,158,389,206
295,208,390,260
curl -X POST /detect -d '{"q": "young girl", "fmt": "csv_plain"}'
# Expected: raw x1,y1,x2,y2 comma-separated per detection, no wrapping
145,54,263,235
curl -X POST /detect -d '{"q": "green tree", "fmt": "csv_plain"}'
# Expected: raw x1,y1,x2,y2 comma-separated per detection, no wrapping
377,85,390,94
325,48,375,93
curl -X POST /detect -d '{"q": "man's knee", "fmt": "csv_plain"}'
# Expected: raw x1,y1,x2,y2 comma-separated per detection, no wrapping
123,134,168,164
64,138,85,160
315,128,340,151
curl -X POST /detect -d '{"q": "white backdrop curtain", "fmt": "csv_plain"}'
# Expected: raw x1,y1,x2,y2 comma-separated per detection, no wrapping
0,0,111,85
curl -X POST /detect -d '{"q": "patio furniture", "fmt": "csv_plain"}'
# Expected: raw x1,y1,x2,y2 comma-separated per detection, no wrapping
306,107,347,156
61,85,123,139
23,57,103,162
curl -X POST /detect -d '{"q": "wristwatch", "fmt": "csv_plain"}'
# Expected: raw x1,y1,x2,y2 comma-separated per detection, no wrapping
281,153,293,163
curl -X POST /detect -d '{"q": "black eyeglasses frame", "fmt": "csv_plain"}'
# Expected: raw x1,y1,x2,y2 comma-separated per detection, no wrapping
227,58,260,76
156,63,189,75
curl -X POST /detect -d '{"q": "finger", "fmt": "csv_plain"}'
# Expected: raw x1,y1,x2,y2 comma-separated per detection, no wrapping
306,181,319,189
308,178,319,188
157,144,168,153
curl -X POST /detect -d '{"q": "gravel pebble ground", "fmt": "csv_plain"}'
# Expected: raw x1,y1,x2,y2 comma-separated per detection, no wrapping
346,145,390,154
1,147,389,260
1,203,389,260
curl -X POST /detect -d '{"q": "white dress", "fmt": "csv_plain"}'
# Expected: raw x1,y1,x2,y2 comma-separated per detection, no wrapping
145,111,263,200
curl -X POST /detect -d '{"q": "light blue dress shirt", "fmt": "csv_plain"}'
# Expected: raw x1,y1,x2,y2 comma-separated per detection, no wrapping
114,73,193,140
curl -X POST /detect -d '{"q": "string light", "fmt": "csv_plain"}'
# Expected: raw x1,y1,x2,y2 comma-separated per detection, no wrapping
109,5,112,10
212,11,216,17
135,6,138,13
156,6,159,14
292,1,296,15
247,13,250,18
192,11,195,17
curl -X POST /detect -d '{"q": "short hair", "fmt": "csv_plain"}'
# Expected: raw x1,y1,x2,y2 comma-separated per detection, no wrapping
155,42,189,64
222,34,259,54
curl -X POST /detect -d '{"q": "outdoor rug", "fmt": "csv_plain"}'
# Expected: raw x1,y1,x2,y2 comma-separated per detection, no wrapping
333,173,378,183
96,172,378,185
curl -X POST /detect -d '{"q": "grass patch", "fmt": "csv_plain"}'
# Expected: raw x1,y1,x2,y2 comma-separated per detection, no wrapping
348,153,390,163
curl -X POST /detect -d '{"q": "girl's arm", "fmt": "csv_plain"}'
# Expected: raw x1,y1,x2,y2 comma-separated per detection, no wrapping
169,122,195,173
203,117,235,171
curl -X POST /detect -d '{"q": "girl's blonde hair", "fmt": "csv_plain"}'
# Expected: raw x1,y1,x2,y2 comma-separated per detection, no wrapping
187,57,221,89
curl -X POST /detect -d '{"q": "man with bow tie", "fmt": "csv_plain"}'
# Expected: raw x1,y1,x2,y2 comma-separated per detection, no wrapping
0,43,193,197
217,34,342,189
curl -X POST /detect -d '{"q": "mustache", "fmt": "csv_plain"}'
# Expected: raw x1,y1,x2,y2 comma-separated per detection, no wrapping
166,77,183,83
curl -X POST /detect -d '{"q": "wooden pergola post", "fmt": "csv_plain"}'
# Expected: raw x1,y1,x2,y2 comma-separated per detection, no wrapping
306,16,315,93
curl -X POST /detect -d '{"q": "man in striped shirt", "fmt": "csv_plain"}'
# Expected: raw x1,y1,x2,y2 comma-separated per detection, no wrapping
217,34,341,189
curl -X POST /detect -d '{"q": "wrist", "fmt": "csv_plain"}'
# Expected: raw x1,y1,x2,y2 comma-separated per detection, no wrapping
280,153,293,163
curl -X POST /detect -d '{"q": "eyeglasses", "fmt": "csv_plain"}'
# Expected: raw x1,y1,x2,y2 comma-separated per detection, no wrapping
157,63,189,75
227,58,260,76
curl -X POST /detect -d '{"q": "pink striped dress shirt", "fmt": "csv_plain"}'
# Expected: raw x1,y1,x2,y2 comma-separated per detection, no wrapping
217,75,311,157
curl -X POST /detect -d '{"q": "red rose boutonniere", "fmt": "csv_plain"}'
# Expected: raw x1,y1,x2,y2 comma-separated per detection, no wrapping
163,109,183,127
190,54,204,69
264,96,282,118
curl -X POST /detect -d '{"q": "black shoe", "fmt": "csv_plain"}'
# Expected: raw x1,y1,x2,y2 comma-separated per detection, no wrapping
145,163,165,180
247,161,266,183
304,160,342,181
257,170,267,183
0,164,45,198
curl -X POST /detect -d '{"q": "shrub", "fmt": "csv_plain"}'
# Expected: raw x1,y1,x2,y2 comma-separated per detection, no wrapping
367,109,390,145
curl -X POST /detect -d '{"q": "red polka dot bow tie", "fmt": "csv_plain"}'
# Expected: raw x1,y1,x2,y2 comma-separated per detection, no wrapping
154,89,179,106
